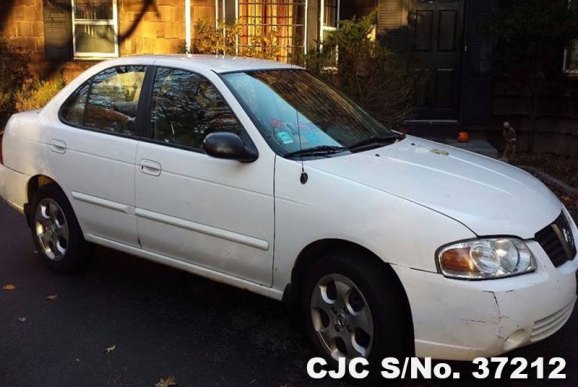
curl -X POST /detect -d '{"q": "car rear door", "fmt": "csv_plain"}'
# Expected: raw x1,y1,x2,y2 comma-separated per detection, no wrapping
134,66,275,286
45,64,148,248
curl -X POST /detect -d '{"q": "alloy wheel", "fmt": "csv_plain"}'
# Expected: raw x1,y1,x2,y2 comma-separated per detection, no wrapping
310,273,374,360
34,198,69,261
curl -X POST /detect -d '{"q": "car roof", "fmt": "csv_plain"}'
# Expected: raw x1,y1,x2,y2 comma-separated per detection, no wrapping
105,54,300,73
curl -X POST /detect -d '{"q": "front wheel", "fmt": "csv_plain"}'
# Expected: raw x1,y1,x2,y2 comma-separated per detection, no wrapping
301,249,413,382
30,184,89,273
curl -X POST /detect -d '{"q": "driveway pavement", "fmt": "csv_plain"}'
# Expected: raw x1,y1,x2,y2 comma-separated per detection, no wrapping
1,200,577,386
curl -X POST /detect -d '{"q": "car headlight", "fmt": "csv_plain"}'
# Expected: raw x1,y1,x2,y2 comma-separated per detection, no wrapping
437,238,536,279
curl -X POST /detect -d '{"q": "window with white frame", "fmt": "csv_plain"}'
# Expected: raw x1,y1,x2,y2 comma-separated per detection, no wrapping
320,0,339,44
319,0,340,68
216,0,307,61
72,0,118,58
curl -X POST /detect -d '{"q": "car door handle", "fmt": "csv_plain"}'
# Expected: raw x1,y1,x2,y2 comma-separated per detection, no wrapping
49,139,66,154
140,159,162,176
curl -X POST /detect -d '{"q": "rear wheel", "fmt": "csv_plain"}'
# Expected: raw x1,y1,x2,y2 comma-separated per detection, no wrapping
30,184,89,273
301,249,413,382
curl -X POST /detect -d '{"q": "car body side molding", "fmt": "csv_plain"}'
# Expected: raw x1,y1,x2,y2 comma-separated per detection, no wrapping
72,191,135,215
135,208,270,251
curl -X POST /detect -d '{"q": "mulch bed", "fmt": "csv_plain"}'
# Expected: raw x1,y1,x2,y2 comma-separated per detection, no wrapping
511,153,578,220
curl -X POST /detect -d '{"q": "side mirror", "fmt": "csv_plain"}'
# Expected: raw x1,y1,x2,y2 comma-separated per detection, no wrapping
203,132,258,163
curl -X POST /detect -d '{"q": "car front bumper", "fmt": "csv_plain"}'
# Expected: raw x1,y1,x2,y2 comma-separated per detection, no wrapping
394,238,578,361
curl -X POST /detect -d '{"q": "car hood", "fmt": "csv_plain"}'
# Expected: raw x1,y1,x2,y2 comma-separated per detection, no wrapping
308,136,561,238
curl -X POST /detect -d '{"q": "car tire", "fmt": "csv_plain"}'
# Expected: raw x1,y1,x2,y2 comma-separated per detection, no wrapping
301,249,413,383
30,184,90,273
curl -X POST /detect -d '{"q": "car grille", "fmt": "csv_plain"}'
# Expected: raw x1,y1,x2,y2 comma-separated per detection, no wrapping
530,298,576,343
535,212,577,268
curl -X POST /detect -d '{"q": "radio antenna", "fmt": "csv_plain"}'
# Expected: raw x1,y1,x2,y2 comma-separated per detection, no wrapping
295,102,308,185
290,61,307,184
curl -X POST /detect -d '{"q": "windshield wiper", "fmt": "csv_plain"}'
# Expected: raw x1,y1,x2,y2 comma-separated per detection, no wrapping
284,145,348,158
348,134,402,152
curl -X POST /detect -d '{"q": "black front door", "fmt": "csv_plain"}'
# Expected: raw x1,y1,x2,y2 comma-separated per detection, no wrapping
409,0,465,120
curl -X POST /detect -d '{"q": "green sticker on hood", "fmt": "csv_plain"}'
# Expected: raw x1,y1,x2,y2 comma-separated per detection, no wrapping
430,149,449,156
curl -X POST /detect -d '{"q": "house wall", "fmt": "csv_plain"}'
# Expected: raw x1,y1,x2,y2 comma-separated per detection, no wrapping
119,0,186,57
0,0,45,76
341,0,377,20
0,0,215,81
490,78,578,156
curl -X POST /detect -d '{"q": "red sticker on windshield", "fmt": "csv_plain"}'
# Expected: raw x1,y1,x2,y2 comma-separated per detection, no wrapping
270,119,284,128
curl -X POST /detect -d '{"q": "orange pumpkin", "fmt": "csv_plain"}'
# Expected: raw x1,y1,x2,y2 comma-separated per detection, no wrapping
457,131,469,143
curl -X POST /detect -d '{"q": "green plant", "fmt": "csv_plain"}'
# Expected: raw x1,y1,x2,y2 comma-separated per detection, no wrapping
486,0,578,152
244,27,280,60
177,41,190,54
301,12,421,129
15,75,65,112
190,19,280,60
192,20,239,56
0,37,32,117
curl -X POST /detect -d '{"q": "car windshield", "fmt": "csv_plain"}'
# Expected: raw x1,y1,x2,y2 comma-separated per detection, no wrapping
221,69,396,157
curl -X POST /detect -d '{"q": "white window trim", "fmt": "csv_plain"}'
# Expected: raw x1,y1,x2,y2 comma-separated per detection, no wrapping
72,0,119,60
319,0,340,51
215,0,310,56
319,0,340,71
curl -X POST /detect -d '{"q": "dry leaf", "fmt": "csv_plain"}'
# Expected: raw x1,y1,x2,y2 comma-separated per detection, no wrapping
104,345,116,354
3,284,16,291
17,317,26,323
155,376,177,387
45,294,58,300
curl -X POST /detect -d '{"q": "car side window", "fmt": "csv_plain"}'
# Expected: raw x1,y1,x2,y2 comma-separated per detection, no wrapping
60,65,146,137
60,81,90,127
151,67,242,150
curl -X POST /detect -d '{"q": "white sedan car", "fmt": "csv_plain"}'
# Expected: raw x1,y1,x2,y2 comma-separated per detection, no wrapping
0,55,576,373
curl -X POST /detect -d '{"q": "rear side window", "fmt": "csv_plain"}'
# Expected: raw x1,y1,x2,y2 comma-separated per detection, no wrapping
60,65,146,136
60,81,90,126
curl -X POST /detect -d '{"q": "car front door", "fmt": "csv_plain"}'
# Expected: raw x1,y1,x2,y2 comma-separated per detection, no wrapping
46,65,148,247
134,66,275,286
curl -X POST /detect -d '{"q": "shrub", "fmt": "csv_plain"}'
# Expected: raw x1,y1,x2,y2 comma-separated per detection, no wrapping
0,37,32,117
14,75,66,112
189,20,280,60
485,0,578,152
301,12,421,129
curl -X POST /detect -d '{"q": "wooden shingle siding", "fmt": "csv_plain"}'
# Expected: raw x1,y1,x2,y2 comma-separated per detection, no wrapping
119,0,188,56
43,0,73,61
377,0,407,51
0,0,44,53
